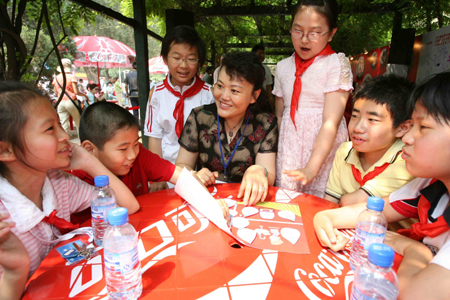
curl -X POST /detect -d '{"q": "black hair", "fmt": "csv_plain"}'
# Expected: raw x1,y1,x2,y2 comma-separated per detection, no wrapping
408,71,450,125
291,0,339,30
353,74,415,128
251,44,265,53
79,79,83,82
161,25,206,70
220,52,271,114
86,83,98,91
132,62,137,69
79,102,140,150
205,66,214,74
0,81,49,176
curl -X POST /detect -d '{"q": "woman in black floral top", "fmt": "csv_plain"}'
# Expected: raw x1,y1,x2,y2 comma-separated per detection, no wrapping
176,52,278,205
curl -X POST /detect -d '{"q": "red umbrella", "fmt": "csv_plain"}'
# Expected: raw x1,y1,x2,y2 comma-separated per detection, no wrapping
72,36,136,83
148,56,169,74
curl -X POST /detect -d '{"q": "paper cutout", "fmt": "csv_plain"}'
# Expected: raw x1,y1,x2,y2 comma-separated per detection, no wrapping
269,228,283,245
278,210,296,222
281,228,301,245
237,228,256,244
255,226,270,240
232,217,249,229
242,207,259,217
175,168,231,235
260,208,275,219
224,198,237,208
230,210,238,217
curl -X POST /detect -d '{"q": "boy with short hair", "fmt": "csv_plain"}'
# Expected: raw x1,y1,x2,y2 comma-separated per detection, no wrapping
143,25,214,192
314,72,450,299
325,74,416,206
73,101,181,196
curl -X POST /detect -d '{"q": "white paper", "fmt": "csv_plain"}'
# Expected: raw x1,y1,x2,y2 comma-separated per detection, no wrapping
175,168,232,235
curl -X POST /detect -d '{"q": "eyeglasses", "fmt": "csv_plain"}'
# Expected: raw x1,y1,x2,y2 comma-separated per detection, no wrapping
290,30,329,41
168,56,200,65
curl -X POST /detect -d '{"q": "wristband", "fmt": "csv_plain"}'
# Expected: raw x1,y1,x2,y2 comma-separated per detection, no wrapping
259,165,268,178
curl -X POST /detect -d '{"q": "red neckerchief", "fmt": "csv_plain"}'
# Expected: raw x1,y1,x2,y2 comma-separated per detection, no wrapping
351,163,390,186
42,210,79,235
291,44,335,129
398,179,450,241
164,75,205,137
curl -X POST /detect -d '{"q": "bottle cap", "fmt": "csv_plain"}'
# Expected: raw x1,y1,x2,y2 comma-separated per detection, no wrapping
94,175,109,187
368,243,395,268
366,196,384,211
108,207,129,226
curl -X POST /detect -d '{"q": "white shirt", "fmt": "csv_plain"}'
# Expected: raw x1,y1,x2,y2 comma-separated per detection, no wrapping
144,76,214,164
390,177,450,270
263,64,273,89
0,170,94,277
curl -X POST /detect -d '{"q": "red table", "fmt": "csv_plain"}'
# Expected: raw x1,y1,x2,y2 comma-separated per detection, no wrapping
22,184,387,300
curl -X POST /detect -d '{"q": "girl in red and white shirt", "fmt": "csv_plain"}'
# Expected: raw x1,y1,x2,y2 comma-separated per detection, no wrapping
0,82,139,299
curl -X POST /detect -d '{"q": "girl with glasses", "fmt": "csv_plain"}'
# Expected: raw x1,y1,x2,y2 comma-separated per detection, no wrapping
273,0,353,197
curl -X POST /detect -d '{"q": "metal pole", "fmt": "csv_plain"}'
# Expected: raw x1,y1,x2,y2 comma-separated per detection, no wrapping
132,0,150,148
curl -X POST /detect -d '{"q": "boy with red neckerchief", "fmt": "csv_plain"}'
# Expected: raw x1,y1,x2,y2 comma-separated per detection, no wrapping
143,26,214,192
324,75,416,206
314,72,450,299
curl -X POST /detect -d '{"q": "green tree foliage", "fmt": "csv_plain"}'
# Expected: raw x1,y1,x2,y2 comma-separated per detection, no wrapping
1,0,96,82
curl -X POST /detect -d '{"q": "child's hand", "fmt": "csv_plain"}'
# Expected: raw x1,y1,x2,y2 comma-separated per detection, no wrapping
238,165,268,206
313,211,349,252
283,167,316,185
194,168,218,186
0,213,30,274
65,142,94,171
149,181,168,193
384,231,429,256
215,199,231,227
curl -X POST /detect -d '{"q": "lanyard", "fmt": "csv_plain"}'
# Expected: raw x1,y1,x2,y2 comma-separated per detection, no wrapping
217,110,251,181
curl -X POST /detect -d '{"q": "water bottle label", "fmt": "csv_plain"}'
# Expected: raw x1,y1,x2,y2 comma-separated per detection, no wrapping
355,224,385,250
104,246,139,275
91,202,116,222
351,286,377,300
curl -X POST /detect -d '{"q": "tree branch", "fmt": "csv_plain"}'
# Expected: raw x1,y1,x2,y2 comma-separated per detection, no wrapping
42,0,67,108
15,0,27,35
22,5,44,78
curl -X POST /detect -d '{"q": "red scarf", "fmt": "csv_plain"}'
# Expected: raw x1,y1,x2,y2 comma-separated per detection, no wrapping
398,179,450,241
291,44,335,129
351,163,390,186
164,75,205,137
42,210,79,235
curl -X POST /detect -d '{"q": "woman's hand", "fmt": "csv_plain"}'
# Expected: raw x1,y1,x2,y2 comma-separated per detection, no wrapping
194,168,218,186
283,166,317,185
237,165,268,206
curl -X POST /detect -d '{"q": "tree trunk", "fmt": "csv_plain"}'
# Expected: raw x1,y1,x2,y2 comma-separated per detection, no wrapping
83,66,98,83
105,68,110,82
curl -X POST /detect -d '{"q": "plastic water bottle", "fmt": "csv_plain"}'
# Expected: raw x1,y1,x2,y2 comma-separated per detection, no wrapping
103,207,142,300
351,243,399,300
349,196,387,270
91,175,117,247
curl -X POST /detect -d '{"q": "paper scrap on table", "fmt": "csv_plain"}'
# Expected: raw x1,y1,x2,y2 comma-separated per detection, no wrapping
175,168,232,235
